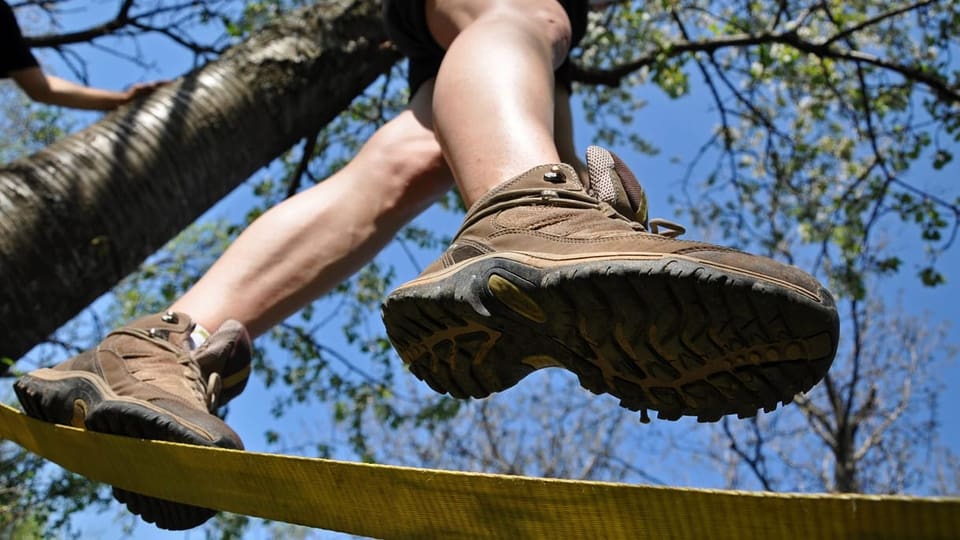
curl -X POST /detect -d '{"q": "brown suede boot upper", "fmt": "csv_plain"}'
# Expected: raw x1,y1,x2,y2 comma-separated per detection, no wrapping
411,153,824,303
53,311,242,446
383,146,838,421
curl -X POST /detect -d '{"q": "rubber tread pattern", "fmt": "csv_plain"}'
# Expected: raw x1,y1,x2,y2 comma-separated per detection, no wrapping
382,256,838,422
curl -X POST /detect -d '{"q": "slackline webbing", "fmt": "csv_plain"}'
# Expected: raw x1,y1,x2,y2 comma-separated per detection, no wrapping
1,402,957,539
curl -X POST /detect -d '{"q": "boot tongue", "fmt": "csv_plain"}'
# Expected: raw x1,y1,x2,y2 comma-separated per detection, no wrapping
585,146,649,224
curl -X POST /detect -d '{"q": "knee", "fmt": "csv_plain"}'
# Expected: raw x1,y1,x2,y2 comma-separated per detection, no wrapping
430,1,573,67
517,3,573,65
484,3,573,67
361,120,450,197
380,129,446,185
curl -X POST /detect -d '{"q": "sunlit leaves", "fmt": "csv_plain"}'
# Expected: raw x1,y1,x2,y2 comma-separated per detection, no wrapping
579,0,959,300
0,89,73,163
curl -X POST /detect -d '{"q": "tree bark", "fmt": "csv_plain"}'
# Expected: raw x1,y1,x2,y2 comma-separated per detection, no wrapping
0,0,399,366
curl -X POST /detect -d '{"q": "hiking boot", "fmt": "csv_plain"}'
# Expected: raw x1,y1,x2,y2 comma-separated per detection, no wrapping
13,311,244,530
381,146,839,422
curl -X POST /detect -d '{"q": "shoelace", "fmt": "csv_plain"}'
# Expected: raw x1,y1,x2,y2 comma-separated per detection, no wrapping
108,327,220,412
580,188,689,239
206,372,223,411
645,218,686,238
460,186,689,241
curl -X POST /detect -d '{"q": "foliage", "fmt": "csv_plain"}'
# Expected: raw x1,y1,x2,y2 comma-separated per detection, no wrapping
0,419,111,539
575,1,960,298
0,85,73,163
3,0,959,536
570,0,960,497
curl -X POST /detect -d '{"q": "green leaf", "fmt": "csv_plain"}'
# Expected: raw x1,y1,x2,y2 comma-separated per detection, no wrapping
919,266,946,287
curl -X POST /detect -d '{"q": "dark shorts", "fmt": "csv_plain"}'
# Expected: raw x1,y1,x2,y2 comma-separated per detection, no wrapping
383,0,588,95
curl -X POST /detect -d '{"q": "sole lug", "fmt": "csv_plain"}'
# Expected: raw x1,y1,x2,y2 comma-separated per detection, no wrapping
382,255,838,422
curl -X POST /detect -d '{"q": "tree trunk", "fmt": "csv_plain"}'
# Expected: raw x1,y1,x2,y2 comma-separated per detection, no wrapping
0,0,398,366
834,422,860,493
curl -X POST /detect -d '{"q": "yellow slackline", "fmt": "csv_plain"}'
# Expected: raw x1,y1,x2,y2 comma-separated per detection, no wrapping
1,402,958,539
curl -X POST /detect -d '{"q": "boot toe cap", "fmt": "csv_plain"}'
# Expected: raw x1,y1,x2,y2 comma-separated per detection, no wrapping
685,248,833,306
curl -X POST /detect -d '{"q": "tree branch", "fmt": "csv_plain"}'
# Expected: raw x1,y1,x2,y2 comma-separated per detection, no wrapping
793,392,838,448
822,0,939,47
570,20,959,104
721,417,775,491
285,130,321,199
22,0,228,61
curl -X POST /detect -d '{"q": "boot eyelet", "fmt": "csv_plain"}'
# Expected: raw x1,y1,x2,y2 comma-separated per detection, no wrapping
161,311,178,323
543,166,565,183
148,328,159,338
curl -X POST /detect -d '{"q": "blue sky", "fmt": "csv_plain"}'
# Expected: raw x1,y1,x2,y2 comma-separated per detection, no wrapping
5,2,958,538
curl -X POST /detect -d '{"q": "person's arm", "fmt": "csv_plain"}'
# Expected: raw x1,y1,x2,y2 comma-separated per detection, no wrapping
10,66,165,111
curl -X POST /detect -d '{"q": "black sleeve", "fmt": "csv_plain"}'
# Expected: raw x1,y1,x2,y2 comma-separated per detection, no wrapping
1,0,40,78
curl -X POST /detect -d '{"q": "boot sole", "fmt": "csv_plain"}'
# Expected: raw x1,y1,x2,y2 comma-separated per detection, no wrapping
13,370,222,530
382,253,839,422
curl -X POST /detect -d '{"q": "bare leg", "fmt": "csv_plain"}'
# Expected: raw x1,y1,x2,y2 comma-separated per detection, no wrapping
182,0,579,336
425,0,573,206
171,81,451,337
